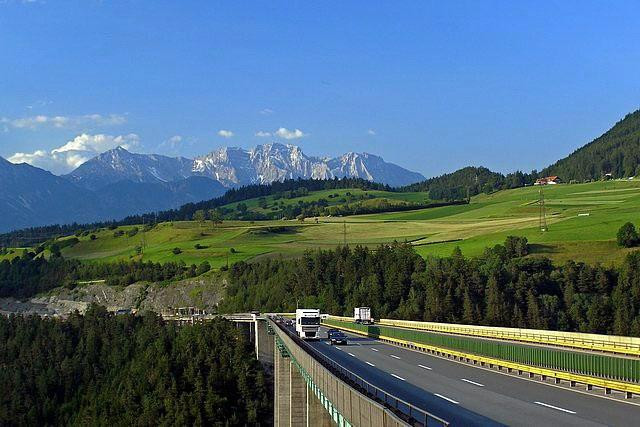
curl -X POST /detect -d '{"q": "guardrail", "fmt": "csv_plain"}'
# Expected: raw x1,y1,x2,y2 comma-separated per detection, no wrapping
328,316,640,357
326,318,640,398
270,318,448,426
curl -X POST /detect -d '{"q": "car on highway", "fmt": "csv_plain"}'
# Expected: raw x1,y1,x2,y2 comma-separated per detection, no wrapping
327,330,348,345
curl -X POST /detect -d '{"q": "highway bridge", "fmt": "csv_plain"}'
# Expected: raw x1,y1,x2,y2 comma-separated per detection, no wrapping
168,312,640,426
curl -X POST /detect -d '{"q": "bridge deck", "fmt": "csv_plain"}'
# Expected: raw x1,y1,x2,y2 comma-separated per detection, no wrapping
310,326,640,426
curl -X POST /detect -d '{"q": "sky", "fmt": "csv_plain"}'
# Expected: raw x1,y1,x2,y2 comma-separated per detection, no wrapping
1,1,639,177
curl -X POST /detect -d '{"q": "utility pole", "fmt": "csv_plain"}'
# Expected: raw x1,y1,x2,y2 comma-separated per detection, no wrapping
141,216,146,255
539,186,548,232
343,220,347,246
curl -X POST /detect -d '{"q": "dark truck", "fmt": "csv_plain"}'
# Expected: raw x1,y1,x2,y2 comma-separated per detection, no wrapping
327,329,348,345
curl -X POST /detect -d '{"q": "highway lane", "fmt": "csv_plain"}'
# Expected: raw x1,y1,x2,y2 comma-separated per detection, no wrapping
308,326,640,426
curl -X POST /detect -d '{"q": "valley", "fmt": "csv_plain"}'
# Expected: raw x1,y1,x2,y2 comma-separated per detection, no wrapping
27,179,639,268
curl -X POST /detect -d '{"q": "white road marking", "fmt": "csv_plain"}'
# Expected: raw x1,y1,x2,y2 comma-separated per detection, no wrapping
371,348,379,352
348,352,356,357
391,373,406,381
390,354,401,359
461,378,484,387
365,361,375,367
418,364,432,370
435,394,459,404
334,347,342,351
534,401,576,414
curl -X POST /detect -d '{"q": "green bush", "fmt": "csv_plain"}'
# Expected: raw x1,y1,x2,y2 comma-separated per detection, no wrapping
197,261,211,276
617,222,638,248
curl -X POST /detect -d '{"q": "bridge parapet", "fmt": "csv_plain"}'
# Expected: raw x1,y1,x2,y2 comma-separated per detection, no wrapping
270,318,448,427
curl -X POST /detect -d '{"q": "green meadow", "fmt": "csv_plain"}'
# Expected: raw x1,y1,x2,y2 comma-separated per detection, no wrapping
53,180,640,267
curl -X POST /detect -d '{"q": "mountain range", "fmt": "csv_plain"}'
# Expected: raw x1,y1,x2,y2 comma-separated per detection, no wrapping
0,143,425,232
67,143,425,190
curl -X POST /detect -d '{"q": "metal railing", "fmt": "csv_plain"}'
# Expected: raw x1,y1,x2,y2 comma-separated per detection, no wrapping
271,317,448,427
325,318,640,383
363,317,640,357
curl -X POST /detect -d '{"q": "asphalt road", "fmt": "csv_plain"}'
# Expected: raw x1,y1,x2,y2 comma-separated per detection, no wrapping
305,326,640,426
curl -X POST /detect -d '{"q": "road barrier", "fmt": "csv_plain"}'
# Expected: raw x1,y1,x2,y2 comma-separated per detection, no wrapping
328,316,640,357
325,318,640,397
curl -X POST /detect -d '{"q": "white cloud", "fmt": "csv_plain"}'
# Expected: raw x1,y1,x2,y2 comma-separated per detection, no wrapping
367,129,376,136
217,129,234,138
0,113,126,130
157,135,184,153
168,135,183,144
255,131,271,137
260,108,275,115
275,127,307,140
8,133,140,175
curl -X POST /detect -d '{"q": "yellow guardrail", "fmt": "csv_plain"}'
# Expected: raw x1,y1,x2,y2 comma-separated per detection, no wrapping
331,322,640,397
327,316,640,357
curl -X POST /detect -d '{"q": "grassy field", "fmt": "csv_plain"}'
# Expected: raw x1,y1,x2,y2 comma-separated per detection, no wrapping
221,188,430,216
53,180,640,267
0,249,23,262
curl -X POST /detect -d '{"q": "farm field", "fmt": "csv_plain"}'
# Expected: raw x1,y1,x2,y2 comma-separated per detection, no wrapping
56,180,640,267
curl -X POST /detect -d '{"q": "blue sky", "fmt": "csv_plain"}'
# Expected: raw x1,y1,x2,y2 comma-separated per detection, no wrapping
1,1,639,176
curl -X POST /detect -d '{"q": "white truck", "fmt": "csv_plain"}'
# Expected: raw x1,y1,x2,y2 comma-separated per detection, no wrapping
354,307,372,324
295,308,321,339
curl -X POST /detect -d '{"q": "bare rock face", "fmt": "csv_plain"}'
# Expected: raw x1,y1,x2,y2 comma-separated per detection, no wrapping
0,274,226,317
193,142,425,187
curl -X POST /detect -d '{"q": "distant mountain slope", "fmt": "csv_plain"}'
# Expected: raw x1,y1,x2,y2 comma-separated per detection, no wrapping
541,110,640,181
0,157,101,231
96,177,226,219
0,157,226,233
66,147,194,191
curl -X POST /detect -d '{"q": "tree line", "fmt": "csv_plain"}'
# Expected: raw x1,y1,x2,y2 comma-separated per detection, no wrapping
0,306,271,426
221,239,640,336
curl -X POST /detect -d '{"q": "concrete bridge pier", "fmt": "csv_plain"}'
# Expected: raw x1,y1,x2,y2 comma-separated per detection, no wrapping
274,345,334,426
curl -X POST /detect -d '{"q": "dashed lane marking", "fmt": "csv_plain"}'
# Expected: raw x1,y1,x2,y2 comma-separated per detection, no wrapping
435,394,459,404
461,378,484,387
534,402,576,414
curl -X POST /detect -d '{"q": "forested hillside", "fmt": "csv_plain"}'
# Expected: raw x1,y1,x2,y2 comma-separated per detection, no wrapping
222,241,640,336
541,110,640,181
0,307,270,425
401,166,536,200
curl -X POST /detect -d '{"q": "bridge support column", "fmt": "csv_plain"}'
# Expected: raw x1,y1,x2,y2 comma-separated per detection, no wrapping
257,319,275,367
307,386,334,427
275,350,291,426
289,362,308,426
